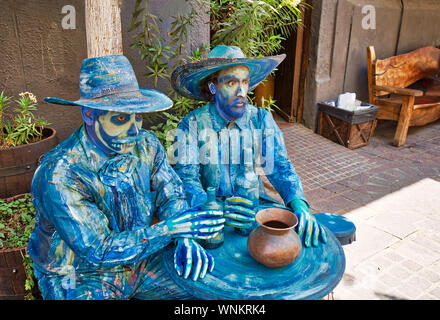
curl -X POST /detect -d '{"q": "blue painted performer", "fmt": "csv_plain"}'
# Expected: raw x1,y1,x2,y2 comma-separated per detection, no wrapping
171,45,327,248
27,55,225,300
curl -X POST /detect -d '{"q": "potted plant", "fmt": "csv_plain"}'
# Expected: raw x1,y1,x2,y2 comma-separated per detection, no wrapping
0,91,58,198
0,193,40,300
209,0,306,107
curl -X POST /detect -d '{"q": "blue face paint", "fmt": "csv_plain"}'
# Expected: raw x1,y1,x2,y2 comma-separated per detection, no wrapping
81,107,143,156
212,66,250,121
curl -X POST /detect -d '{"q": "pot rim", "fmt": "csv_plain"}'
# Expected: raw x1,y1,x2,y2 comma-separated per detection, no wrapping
0,246,27,254
2,193,28,202
255,208,298,232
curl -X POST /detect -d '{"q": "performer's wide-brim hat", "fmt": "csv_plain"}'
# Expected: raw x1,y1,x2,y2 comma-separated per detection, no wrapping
171,45,286,101
44,55,172,113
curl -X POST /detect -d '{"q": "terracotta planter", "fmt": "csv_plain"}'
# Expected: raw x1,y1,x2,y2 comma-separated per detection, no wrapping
254,74,275,107
0,194,40,300
0,127,58,198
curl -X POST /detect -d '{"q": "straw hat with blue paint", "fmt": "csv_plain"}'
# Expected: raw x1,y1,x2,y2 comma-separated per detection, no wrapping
44,55,173,113
171,45,286,101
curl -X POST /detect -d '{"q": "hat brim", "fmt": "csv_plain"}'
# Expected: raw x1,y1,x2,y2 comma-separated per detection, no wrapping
44,88,173,113
171,55,286,101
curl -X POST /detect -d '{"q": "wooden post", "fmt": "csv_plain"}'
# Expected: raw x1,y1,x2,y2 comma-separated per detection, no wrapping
290,9,305,123
85,0,123,58
296,1,312,124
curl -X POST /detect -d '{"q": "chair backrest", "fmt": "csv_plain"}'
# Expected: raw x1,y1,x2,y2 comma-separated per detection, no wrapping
367,46,440,100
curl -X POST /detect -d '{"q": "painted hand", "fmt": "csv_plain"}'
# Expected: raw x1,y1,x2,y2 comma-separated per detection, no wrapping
166,207,225,240
224,196,257,231
174,238,215,281
289,199,327,248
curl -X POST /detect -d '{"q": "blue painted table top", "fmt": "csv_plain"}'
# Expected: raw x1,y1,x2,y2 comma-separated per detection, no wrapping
314,213,356,246
163,225,345,300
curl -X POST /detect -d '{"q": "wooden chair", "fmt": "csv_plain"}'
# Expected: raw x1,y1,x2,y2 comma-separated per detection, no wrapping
367,46,440,146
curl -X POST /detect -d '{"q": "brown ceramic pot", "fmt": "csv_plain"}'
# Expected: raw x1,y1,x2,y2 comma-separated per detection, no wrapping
254,74,275,107
247,207,302,268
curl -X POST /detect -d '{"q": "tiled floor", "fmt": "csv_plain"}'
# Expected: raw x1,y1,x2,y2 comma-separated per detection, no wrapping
333,178,440,300
270,117,440,300
276,120,440,216
278,122,380,192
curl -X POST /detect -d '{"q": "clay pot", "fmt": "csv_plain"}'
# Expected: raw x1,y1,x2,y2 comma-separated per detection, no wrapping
254,74,275,107
247,208,302,268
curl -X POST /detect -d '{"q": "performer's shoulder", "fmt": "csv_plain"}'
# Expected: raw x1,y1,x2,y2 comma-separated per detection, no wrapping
176,103,210,129
250,104,271,116
247,104,275,123
184,103,210,120
37,134,83,176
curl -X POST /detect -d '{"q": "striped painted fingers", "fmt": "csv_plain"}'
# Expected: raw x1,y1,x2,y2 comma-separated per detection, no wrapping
167,209,225,240
174,238,215,281
224,196,256,229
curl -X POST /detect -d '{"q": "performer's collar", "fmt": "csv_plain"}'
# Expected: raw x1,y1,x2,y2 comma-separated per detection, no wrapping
79,124,117,172
209,102,249,132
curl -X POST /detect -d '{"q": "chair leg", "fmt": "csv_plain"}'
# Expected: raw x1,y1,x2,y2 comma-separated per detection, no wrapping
393,96,415,147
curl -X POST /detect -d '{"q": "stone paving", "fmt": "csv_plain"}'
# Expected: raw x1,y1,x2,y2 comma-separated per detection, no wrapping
277,122,380,193
270,117,440,300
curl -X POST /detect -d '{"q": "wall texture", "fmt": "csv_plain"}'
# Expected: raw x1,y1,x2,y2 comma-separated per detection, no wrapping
0,0,209,142
302,0,440,131
0,0,87,142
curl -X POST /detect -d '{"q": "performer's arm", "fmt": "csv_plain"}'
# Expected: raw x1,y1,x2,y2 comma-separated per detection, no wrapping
149,133,190,220
173,115,207,207
33,163,172,269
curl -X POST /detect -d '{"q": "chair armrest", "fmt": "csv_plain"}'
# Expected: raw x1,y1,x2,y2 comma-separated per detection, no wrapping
374,85,424,97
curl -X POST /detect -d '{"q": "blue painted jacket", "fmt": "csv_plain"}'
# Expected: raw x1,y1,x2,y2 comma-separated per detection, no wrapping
28,125,188,275
173,102,307,208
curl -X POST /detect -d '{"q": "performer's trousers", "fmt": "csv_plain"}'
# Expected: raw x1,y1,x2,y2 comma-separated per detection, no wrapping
33,248,193,300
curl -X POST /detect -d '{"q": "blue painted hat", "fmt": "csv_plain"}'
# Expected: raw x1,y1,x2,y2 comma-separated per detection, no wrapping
171,45,286,101
44,55,173,113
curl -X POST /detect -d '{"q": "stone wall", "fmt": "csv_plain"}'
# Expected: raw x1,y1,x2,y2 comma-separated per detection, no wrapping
0,0,87,142
0,0,209,142
302,0,440,131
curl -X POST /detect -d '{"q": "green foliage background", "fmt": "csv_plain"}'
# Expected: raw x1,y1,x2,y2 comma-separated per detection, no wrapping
130,0,305,150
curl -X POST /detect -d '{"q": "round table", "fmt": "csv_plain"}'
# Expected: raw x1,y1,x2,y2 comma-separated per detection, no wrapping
163,225,345,300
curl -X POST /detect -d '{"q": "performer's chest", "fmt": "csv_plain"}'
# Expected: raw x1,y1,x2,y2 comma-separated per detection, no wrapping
89,159,156,231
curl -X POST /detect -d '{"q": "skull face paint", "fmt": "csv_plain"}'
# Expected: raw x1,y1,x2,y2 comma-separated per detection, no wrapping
211,65,250,121
82,107,143,155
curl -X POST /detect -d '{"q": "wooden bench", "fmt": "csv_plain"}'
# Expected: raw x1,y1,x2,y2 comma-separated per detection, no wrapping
367,46,440,146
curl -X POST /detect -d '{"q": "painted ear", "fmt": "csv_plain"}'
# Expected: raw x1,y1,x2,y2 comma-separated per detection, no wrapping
81,107,95,125
208,82,217,95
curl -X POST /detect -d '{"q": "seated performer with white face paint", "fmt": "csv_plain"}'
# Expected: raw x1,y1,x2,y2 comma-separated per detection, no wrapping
27,55,224,300
171,46,327,248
